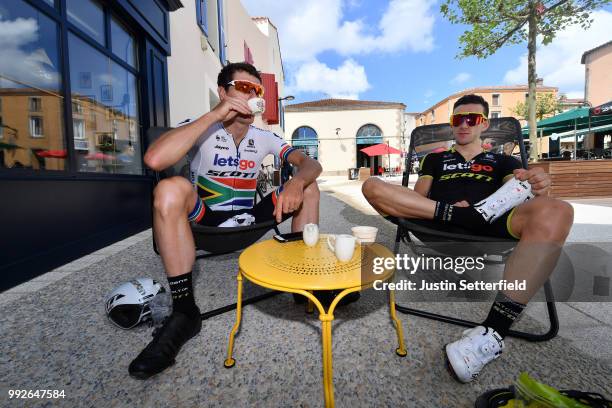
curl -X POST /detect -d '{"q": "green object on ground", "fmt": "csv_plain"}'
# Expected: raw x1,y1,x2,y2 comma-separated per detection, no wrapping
514,372,590,408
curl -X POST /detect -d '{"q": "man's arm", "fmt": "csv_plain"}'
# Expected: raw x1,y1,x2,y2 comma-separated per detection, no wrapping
413,177,433,197
143,97,251,171
273,150,322,222
413,153,434,197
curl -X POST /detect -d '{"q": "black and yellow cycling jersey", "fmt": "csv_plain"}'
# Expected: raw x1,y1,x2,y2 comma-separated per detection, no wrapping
418,146,522,205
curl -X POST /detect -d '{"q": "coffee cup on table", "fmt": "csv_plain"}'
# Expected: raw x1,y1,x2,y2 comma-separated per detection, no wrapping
247,97,265,115
351,226,378,243
327,234,357,262
303,223,319,247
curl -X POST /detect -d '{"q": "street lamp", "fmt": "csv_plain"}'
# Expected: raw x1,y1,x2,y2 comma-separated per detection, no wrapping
278,95,295,102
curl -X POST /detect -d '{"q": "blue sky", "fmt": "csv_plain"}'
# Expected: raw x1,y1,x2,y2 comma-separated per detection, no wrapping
241,0,612,113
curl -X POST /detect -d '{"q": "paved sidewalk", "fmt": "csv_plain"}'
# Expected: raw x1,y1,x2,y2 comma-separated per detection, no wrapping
1,180,611,407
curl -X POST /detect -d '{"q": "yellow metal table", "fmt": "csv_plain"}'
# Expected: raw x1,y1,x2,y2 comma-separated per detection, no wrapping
223,237,407,408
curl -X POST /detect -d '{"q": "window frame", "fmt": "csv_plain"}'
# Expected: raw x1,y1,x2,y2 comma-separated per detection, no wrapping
196,0,208,36
29,116,45,138
29,97,43,112
0,0,144,176
492,93,501,107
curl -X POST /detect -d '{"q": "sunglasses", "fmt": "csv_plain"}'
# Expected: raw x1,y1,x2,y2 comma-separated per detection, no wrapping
450,112,487,127
226,80,264,97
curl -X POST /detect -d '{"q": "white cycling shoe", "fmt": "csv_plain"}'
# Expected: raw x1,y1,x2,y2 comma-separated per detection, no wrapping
445,326,505,383
218,213,255,228
474,177,534,223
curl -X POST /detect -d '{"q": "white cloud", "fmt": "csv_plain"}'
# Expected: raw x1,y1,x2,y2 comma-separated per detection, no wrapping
0,17,38,48
242,0,435,63
287,59,370,99
503,10,612,97
0,17,60,89
240,0,436,98
451,72,471,84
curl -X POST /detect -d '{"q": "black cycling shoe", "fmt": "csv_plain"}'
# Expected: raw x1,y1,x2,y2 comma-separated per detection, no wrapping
128,310,202,380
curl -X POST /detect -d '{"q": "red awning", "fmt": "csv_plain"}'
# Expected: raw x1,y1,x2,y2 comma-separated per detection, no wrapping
359,143,402,157
35,149,67,158
85,152,115,160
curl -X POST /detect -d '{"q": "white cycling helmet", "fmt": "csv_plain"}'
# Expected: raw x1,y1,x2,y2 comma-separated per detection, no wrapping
105,278,165,329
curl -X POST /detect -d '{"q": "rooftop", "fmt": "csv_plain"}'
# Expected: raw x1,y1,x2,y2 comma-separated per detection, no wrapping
285,98,406,112
419,84,559,115
581,40,612,63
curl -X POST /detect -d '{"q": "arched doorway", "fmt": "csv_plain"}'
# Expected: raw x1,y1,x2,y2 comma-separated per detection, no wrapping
292,126,318,160
356,124,383,174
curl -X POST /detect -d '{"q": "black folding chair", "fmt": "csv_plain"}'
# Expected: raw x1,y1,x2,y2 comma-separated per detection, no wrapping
394,117,559,342
146,127,287,321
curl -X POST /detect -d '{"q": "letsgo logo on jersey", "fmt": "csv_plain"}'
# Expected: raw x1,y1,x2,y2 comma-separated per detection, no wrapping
442,163,493,172
213,154,256,170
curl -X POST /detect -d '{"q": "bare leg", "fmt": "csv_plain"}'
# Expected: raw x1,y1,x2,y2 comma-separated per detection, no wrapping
291,182,320,232
152,176,200,278
503,197,574,303
362,178,436,219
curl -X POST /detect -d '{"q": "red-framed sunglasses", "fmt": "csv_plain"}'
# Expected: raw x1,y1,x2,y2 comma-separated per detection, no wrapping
226,80,264,97
450,112,487,127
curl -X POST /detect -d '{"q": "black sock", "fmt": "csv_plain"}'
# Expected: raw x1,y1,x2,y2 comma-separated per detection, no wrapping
482,292,526,338
168,272,199,319
433,201,488,230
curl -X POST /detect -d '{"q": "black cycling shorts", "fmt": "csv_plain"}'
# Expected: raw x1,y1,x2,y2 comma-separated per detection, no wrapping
188,189,292,227
385,207,519,240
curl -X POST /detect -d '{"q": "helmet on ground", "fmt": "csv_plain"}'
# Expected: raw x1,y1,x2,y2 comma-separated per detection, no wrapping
105,278,165,329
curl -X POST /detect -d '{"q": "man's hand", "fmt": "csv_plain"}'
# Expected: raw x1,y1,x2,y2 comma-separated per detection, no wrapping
513,167,551,196
209,97,252,122
273,178,305,223
453,200,470,207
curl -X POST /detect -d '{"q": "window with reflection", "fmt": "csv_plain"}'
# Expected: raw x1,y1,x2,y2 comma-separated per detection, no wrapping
66,0,104,45
292,126,318,160
0,0,65,170
69,34,141,175
111,16,137,68
356,124,383,144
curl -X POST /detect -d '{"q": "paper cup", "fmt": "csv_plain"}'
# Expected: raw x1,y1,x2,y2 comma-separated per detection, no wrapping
351,226,378,243
247,97,265,115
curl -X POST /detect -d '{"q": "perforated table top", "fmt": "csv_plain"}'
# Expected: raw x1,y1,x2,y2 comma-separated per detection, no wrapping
238,236,395,290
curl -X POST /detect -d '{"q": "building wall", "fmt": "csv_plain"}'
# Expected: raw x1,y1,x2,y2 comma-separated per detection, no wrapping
584,44,612,106
167,1,223,126
168,2,285,139
225,8,285,136
417,88,558,126
285,108,407,175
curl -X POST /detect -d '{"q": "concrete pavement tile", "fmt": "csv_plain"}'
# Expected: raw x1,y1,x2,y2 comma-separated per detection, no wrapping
0,293,24,307
30,271,75,283
4,280,53,293
565,302,612,326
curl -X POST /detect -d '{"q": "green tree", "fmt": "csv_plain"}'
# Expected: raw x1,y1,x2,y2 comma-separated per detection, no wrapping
511,92,562,120
440,0,611,161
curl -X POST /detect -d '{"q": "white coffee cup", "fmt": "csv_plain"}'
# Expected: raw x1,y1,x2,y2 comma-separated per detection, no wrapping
351,226,378,243
327,234,357,262
303,223,319,247
247,97,266,115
